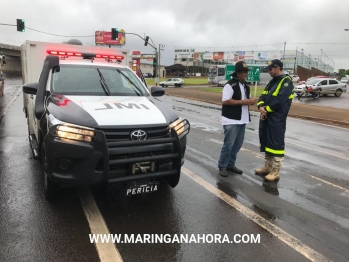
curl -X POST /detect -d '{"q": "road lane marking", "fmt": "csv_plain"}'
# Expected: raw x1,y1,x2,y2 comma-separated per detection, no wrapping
181,166,328,262
179,110,349,161
79,187,123,262
309,175,349,194
340,96,349,104
173,97,349,130
0,88,22,119
286,141,349,161
208,137,349,193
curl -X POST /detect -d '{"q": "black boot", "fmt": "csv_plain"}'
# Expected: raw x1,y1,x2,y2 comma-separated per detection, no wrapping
227,166,243,175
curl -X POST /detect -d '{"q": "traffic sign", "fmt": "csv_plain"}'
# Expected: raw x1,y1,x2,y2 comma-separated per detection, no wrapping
225,65,261,82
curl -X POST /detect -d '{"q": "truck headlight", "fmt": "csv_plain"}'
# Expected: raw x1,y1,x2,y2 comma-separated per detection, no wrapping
170,118,185,136
56,125,95,142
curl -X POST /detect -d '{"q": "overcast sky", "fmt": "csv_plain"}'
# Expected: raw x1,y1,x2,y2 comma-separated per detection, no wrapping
1,0,349,70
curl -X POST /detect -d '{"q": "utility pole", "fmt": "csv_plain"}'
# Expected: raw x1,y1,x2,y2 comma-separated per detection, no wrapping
307,54,311,78
282,41,286,62
158,44,165,78
294,46,298,73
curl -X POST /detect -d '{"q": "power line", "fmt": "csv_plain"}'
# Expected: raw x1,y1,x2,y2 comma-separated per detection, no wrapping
26,26,94,37
0,23,95,37
0,23,16,27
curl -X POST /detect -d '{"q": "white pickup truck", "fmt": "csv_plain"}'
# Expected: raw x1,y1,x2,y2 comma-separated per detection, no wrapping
22,40,190,198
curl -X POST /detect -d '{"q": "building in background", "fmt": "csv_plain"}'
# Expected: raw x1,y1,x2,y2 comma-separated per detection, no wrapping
173,49,335,77
128,61,166,78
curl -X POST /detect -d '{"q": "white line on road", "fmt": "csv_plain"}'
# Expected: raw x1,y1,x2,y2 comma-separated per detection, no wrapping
340,96,349,104
173,97,349,131
79,187,123,262
179,110,349,161
309,175,349,194
208,136,349,193
181,166,329,262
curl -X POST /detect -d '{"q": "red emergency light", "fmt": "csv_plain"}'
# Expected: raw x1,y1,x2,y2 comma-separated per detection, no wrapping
46,50,124,60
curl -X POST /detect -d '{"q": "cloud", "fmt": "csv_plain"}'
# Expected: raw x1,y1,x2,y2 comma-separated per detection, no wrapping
1,0,348,69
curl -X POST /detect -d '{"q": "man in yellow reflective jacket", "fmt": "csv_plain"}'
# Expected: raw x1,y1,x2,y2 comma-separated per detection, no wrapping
255,59,294,181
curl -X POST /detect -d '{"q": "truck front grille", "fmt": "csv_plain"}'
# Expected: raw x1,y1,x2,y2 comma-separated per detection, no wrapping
95,124,170,142
94,124,173,171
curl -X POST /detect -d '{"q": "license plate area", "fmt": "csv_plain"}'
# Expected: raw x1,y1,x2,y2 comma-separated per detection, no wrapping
131,161,155,175
126,181,159,196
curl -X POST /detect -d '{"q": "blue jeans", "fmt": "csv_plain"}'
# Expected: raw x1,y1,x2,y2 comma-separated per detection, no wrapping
218,124,246,170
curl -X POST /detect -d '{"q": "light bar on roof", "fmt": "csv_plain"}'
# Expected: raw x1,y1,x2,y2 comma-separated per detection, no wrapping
47,50,124,60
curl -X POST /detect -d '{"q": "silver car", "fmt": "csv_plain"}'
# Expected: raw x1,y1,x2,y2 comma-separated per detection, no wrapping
340,77,348,84
294,78,347,97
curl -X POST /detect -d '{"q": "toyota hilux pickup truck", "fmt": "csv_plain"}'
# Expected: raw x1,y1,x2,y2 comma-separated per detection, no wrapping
22,41,190,198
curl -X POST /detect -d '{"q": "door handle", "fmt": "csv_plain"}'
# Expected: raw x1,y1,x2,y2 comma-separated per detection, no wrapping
30,95,33,99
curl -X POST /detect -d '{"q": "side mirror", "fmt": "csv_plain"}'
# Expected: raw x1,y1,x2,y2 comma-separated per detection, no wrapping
151,86,165,97
23,82,39,95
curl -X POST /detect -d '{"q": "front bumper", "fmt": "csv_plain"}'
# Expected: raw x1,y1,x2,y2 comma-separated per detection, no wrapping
45,121,190,188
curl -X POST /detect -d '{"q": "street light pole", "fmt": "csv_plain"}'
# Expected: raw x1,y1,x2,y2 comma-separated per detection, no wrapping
158,44,165,78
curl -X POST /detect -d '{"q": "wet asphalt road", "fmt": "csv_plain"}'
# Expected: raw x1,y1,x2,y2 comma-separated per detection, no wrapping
1,76,349,261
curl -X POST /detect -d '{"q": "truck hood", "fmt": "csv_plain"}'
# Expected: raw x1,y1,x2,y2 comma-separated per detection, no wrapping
47,95,177,127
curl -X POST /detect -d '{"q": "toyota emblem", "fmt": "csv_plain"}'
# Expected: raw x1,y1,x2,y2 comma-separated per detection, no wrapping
130,130,147,140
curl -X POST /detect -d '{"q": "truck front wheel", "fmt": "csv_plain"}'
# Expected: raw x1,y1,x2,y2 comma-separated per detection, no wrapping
41,145,62,199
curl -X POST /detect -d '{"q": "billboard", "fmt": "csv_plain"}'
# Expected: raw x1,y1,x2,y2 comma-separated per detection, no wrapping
223,51,234,61
232,51,245,62
244,51,256,60
268,51,282,60
256,52,268,61
175,48,195,59
202,52,213,61
212,52,224,62
95,29,126,46
193,52,203,62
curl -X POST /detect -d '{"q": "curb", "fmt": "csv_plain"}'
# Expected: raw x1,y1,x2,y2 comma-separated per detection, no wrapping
166,93,349,129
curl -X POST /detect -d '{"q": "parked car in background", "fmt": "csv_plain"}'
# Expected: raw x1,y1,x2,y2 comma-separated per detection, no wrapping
340,77,348,83
160,78,184,87
298,76,330,85
218,80,228,87
294,78,347,97
290,75,300,83
142,73,153,78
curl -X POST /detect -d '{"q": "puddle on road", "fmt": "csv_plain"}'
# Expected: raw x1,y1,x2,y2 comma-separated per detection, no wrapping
173,99,221,111
216,180,278,221
188,122,222,133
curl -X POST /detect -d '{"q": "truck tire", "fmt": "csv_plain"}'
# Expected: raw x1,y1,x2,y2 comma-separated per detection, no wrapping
41,145,62,199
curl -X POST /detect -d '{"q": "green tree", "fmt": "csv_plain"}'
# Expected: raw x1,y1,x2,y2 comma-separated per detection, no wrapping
338,69,346,77
345,69,349,75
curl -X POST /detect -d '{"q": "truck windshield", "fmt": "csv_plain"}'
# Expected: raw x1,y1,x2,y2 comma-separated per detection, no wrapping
51,65,148,96
208,67,217,77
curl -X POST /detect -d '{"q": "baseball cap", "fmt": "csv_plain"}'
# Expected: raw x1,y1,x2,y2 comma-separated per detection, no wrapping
267,59,283,70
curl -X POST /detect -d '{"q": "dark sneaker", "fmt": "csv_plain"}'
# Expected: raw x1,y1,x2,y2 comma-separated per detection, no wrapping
219,169,229,177
227,166,243,175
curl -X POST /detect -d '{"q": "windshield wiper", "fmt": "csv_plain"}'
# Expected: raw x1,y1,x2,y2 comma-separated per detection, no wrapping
97,68,111,96
116,69,142,96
